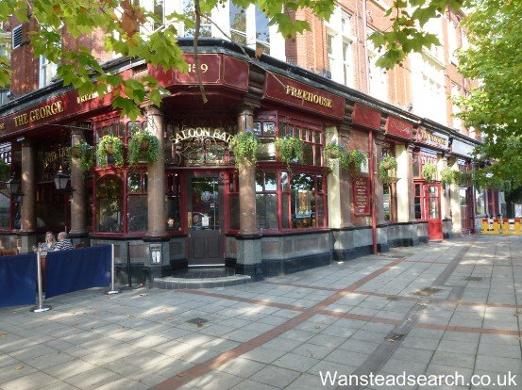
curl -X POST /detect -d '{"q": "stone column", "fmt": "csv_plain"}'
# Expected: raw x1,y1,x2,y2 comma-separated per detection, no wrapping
69,129,87,240
406,144,416,221
437,155,451,219
236,105,263,278
373,133,385,225
449,158,462,234
326,126,341,229
395,144,409,222
20,141,36,252
145,105,167,239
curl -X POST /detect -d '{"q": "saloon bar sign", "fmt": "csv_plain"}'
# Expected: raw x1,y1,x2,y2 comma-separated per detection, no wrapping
263,73,345,120
417,128,449,150
148,54,249,92
353,176,371,216
172,127,233,144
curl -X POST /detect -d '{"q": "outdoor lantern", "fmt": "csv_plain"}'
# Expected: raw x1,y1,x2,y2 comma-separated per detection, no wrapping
6,177,20,195
54,167,70,190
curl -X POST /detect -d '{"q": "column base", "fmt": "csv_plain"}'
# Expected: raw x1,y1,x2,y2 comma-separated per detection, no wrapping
143,234,170,242
235,237,263,280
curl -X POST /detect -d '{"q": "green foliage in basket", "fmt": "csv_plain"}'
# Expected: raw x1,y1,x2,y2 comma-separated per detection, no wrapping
229,131,259,167
96,135,124,168
128,130,160,165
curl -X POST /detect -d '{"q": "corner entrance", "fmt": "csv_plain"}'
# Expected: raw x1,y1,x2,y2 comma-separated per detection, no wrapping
186,172,225,266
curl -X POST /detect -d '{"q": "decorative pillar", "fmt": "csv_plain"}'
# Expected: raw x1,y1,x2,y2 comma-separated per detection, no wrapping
437,155,451,219
395,144,409,222
69,129,87,240
326,126,341,229
20,141,36,252
406,144,416,221
143,105,169,278
449,159,462,234
373,133,385,224
236,105,263,278
145,105,167,239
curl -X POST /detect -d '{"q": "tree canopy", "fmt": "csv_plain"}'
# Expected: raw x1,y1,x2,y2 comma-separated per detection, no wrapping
456,0,522,191
0,0,467,118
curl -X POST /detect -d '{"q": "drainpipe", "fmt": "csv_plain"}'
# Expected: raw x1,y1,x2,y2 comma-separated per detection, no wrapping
369,129,378,254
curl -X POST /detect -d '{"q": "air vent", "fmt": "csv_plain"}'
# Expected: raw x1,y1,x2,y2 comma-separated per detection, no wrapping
12,25,23,49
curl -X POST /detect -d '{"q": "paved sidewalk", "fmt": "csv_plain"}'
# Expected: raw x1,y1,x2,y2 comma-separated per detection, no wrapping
1,236,521,390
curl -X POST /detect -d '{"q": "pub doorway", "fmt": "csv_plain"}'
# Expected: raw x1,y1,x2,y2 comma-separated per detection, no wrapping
186,171,225,266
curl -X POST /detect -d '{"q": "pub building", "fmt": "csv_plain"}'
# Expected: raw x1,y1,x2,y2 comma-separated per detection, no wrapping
0,40,490,281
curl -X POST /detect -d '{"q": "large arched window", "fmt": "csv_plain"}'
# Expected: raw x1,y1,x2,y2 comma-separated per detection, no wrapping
96,175,123,232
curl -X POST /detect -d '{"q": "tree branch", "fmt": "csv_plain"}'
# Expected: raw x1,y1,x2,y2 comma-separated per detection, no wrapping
193,0,208,104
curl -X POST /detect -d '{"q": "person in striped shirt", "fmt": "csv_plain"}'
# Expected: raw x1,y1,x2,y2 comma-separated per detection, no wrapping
54,232,73,251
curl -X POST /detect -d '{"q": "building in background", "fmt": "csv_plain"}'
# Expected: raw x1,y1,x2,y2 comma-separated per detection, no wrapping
0,1,495,281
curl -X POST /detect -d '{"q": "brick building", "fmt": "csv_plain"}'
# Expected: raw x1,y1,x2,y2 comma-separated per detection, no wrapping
0,1,498,281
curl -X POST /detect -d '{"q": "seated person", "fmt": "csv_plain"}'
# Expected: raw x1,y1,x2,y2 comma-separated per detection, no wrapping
54,232,73,251
38,231,56,254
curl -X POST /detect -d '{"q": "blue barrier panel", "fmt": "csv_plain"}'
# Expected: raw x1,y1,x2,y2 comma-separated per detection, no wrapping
0,253,37,308
45,246,111,298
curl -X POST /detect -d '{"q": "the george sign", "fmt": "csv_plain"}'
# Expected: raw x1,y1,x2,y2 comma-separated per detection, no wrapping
385,116,413,140
0,88,114,138
263,73,345,120
417,128,449,149
352,103,382,130
352,176,371,216
451,139,475,158
148,54,249,91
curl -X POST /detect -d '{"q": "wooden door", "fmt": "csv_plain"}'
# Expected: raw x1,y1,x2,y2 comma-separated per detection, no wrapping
187,174,224,266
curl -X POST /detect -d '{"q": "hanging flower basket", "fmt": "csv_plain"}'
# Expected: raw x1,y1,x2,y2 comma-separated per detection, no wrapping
348,149,367,174
440,167,457,186
128,130,160,165
229,132,259,167
422,163,437,182
378,155,397,184
71,141,94,171
96,135,124,168
323,143,350,169
275,136,303,167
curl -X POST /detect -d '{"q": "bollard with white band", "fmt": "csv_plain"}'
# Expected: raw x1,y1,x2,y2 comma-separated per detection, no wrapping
106,244,120,295
31,250,51,313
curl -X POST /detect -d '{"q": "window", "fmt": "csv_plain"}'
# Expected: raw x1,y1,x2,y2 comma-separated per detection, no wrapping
367,30,388,101
127,172,148,232
414,182,423,220
411,54,446,125
255,5,270,53
279,120,323,166
230,2,246,45
166,172,182,231
448,20,458,65
325,8,354,86
282,172,326,229
253,120,276,160
39,55,58,88
256,171,277,229
451,83,463,131
182,0,211,37
12,25,22,49
96,176,123,232
228,171,240,230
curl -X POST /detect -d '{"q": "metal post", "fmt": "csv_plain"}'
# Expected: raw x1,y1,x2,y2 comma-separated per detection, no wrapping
31,250,51,313
106,244,120,295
